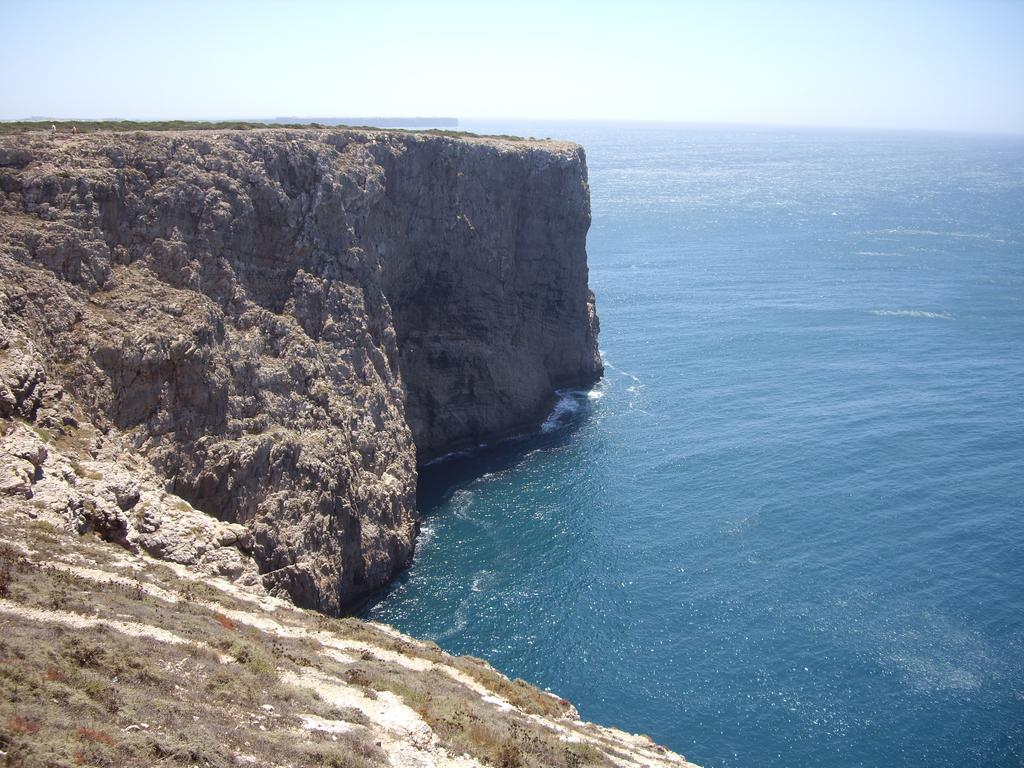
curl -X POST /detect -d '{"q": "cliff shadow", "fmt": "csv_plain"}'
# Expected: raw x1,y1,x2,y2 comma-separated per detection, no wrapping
354,389,597,616
416,389,595,514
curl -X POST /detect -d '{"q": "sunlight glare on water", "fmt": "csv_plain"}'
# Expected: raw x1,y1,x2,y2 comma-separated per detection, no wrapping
366,122,1024,768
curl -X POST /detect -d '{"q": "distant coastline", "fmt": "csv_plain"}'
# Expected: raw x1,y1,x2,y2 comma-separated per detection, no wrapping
6,116,458,129
0,119,462,137
266,116,458,128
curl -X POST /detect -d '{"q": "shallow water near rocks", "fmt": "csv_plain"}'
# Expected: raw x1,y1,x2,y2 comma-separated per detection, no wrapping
364,121,1024,767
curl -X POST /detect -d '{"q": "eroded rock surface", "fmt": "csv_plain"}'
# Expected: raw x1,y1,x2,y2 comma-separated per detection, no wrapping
366,138,602,458
0,128,601,611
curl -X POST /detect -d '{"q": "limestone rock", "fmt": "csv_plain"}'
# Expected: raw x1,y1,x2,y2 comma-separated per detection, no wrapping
0,128,600,611
366,135,603,457
0,317,48,419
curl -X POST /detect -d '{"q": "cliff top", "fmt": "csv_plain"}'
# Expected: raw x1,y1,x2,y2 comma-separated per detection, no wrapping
0,120,580,152
0,468,697,767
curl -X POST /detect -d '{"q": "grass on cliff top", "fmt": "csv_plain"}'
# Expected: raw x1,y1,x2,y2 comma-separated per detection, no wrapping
0,506,607,768
0,120,531,142
0,536,383,768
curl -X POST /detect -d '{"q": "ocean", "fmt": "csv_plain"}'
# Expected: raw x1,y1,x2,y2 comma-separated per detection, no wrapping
364,121,1024,768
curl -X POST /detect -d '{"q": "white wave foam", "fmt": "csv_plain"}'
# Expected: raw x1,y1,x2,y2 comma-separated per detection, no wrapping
469,570,494,593
871,309,954,320
450,489,475,519
422,448,473,467
415,521,437,549
540,389,580,433
889,228,1007,243
857,228,1012,245
435,608,469,640
602,357,644,387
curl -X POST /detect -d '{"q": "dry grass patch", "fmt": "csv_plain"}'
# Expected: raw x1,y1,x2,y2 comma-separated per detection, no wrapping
451,654,575,719
328,659,608,768
0,619,389,767
0,499,652,768
329,616,445,662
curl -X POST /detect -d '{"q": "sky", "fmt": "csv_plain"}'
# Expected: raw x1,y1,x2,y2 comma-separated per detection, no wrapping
2,0,1023,134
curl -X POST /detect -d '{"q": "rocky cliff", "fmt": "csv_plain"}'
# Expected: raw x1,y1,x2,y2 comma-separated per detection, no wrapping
0,128,601,614
0,127,704,768
366,139,601,459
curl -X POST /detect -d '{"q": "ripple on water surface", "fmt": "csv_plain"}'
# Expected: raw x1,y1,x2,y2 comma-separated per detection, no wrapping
365,123,1024,768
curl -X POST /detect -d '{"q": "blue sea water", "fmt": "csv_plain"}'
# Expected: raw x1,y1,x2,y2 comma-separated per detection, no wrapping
364,121,1024,768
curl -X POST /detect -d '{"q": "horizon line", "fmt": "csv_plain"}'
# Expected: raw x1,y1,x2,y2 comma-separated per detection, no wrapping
3,115,1022,139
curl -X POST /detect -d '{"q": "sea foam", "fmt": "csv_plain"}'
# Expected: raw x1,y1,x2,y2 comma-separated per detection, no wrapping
871,309,954,320
540,389,581,432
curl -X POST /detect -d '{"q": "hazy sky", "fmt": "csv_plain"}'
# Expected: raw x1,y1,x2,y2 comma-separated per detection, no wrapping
2,0,1022,133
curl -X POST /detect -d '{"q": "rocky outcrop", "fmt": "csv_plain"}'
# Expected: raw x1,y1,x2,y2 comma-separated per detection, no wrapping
0,317,263,584
0,128,601,612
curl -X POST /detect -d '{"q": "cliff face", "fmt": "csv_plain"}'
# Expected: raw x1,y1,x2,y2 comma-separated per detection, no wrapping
366,137,601,459
0,128,601,612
